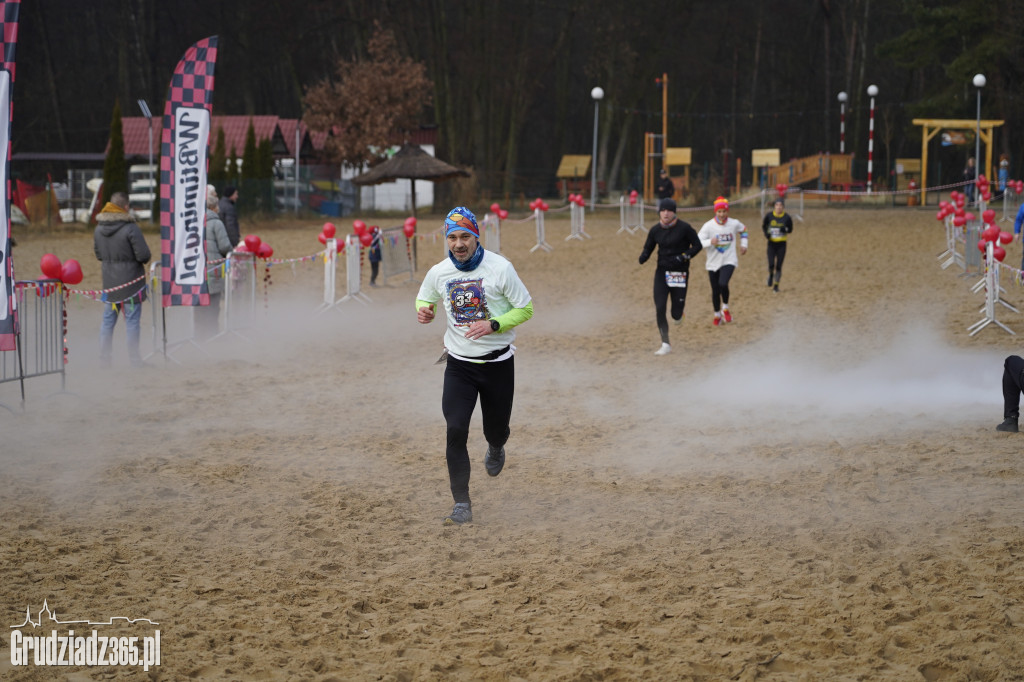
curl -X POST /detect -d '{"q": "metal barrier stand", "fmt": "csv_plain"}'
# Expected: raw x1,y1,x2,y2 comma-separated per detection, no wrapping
1,279,67,409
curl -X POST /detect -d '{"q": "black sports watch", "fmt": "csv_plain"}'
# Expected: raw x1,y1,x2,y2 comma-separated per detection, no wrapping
489,319,500,332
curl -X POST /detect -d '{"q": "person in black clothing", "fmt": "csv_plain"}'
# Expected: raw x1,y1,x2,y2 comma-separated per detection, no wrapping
996,355,1024,432
638,197,703,355
655,169,675,200
963,158,977,204
368,226,383,286
761,198,794,292
218,186,240,247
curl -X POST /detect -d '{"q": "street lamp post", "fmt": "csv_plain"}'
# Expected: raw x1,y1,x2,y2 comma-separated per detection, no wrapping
837,91,848,154
866,85,878,194
974,73,986,206
590,86,604,212
136,99,154,218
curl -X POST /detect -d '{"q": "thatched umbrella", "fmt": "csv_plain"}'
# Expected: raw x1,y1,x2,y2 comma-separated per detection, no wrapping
350,143,470,217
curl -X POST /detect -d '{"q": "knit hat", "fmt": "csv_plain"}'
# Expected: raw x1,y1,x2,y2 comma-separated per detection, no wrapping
713,196,729,211
658,197,677,213
444,207,480,237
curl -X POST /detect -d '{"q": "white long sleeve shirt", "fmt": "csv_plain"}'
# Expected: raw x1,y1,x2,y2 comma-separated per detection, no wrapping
698,217,748,271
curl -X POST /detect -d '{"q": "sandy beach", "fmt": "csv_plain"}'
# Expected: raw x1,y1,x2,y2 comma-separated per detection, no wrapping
2,203,1024,680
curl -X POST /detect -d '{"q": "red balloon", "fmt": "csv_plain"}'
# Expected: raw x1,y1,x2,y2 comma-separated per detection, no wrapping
337,239,346,253
936,210,946,222
244,234,262,252
982,191,992,202
490,203,501,214
404,216,417,228
540,201,549,211
359,231,373,247
498,208,509,219
40,253,62,279
257,242,274,259
1017,180,1024,194
352,219,367,235
982,225,1000,242
403,223,416,238
318,232,328,245
939,200,949,210
630,189,639,198
965,212,976,223
994,245,1007,262
322,222,336,238
1000,231,1014,245
978,239,988,252
629,196,637,205
978,174,988,185
235,243,250,253
983,209,996,224
955,197,965,208
60,259,83,285
953,215,966,227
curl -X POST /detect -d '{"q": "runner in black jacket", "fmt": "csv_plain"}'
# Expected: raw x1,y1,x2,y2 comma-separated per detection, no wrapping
761,198,793,292
638,198,703,355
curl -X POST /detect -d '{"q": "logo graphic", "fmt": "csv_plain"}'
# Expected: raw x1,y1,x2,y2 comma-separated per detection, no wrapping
447,278,489,324
10,600,160,671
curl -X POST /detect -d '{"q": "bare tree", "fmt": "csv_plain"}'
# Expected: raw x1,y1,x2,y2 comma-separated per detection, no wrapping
303,24,432,168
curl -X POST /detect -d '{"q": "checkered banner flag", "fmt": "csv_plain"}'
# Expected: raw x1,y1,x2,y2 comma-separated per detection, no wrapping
160,36,219,307
0,0,20,351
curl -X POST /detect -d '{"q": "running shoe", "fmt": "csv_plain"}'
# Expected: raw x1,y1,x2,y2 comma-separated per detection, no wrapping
773,284,779,293
722,309,733,323
767,274,773,286
713,316,721,327
444,502,473,525
485,444,506,477
654,343,671,356
996,418,1019,433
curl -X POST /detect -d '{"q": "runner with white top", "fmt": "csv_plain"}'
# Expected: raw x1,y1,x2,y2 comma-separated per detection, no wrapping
697,196,748,326
416,206,534,526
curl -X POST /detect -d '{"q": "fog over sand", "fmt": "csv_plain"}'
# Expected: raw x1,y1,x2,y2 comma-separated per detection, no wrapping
3,207,1024,680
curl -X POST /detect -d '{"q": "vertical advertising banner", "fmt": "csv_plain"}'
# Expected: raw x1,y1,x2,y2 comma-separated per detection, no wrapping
0,0,20,352
159,36,218,307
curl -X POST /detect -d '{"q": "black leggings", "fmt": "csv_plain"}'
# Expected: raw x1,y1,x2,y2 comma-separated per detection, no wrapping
442,355,515,503
707,265,736,312
767,242,787,282
1002,355,1024,419
653,268,688,343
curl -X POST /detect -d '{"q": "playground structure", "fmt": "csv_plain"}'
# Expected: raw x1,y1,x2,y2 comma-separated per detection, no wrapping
764,153,858,194
643,134,692,202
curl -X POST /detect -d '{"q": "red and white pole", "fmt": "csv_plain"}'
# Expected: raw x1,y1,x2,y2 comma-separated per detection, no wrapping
837,91,847,154
866,85,878,194
868,84,876,192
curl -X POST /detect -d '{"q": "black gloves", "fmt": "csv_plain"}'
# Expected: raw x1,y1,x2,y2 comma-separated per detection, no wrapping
638,251,650,265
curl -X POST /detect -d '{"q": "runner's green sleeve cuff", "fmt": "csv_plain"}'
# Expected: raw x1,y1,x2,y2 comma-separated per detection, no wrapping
415,298,436,313
494,301,534,332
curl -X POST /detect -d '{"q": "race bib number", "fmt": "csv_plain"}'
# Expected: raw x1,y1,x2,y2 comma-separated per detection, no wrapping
665,271,687,288
769,227,783,239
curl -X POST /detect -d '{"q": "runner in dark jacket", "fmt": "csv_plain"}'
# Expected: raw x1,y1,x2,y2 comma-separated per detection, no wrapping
638,198,703,355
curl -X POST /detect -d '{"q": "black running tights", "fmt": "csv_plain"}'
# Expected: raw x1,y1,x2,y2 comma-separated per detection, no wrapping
707,265,736,312
442,355,515,503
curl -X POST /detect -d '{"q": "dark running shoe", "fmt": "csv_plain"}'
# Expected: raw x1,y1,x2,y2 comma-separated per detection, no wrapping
996,418,1019,433
444,502,472,525
485,445,506,477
